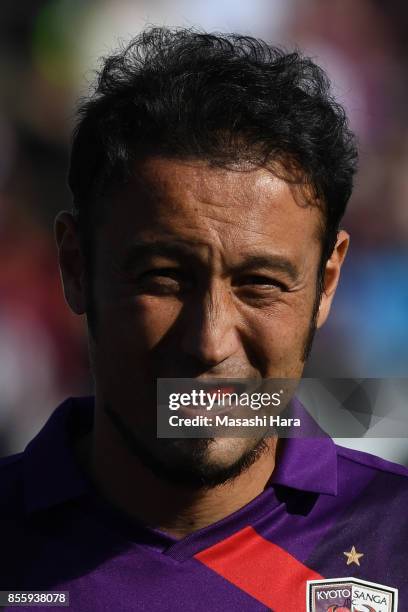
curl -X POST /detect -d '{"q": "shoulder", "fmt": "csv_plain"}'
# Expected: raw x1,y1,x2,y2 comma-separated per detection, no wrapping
335,443,408,479
0,452,26,583
334,442,408,507
0,453,24,494
0,451,25,515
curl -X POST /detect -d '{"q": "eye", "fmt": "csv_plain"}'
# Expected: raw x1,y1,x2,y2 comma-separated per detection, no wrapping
237,275,287,291
137,268,191,295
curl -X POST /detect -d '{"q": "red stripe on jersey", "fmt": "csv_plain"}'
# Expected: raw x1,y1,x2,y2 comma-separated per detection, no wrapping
195,525,323,611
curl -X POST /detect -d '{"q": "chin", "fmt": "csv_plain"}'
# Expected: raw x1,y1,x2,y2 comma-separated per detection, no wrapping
138,435,269,488
103,401,269,487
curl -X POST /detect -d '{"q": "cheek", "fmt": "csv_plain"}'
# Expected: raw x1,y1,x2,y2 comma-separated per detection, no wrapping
243,301,313,371
91,297,183,403
99,296,183,353
125,296,183,351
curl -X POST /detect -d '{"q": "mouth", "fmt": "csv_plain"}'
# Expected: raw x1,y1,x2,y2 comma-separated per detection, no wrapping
168,379,262,417
198,381,248,395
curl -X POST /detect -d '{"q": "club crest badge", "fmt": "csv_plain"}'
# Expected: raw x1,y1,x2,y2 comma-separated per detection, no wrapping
306,577,398,611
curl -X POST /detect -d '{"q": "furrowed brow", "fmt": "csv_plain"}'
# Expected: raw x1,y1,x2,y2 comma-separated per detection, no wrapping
235,254,299,281
122,240,197,270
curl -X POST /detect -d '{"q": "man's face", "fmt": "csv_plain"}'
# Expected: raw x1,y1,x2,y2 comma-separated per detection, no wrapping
58,157,348,486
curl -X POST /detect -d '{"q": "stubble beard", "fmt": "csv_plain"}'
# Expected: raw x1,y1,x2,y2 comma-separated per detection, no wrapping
102,400,270,488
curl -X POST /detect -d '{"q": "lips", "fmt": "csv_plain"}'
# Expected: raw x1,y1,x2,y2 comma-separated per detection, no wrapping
200,379,260,392
158,378,267,416
176,381,251,417
200,384,244,395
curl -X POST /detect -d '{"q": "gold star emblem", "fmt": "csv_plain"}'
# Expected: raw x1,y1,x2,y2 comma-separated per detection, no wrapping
343,545,364,566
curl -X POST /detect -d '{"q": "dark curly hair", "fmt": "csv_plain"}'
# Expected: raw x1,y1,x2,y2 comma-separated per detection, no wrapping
68,26,358,267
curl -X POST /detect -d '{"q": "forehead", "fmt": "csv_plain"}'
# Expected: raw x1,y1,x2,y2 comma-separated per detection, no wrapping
99,157,322,260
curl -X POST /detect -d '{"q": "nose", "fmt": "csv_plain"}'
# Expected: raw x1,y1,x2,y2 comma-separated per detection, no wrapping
180,283,241,367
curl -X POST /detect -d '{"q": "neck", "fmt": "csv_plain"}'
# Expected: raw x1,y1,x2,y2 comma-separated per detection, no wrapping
76,406,278,540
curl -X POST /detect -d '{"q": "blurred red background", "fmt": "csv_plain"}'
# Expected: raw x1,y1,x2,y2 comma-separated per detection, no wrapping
0,0,407,458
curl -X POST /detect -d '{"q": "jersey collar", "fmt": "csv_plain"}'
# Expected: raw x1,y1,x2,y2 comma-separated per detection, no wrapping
23,394,338,514
270,396,338,496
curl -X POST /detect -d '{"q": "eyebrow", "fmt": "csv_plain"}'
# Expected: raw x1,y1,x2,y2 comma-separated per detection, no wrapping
122,241,299,281
233,255,299,281
122,240,199,270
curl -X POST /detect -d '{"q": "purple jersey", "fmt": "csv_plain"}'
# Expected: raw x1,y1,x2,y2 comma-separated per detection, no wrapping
0,396,406,611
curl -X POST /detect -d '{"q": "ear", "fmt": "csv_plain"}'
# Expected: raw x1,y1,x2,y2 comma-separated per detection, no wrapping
54,211,86,315
316,230,350,328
